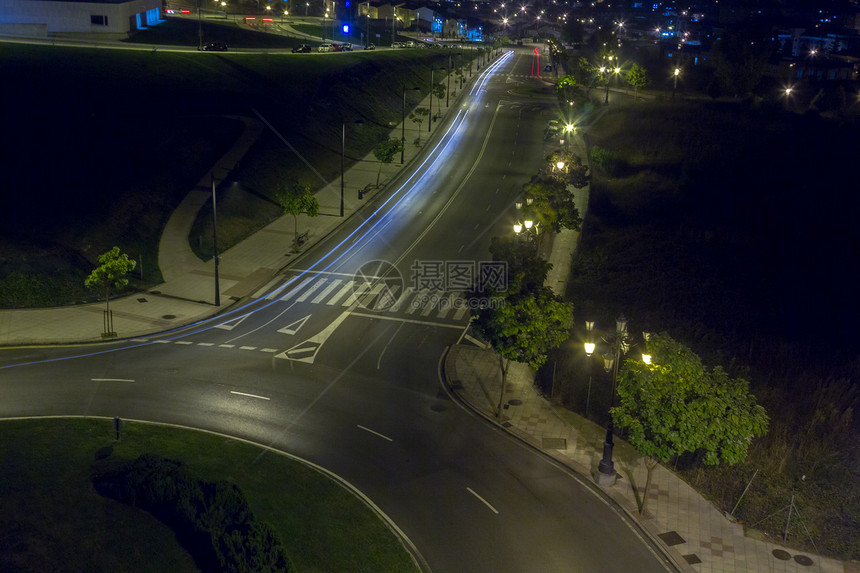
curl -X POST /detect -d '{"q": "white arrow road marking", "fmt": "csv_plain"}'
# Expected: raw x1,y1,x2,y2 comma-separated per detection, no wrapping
357,424,393,442
215,312,252,331
464,334,488,348
277,314,311,336
467,487,499,514
230,391,270,401
275,309,351,364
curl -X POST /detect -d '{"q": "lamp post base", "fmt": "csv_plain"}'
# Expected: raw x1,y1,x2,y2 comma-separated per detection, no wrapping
595,468,617,487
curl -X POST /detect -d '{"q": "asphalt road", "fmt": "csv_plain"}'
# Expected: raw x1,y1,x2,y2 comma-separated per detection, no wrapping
0,49,674,572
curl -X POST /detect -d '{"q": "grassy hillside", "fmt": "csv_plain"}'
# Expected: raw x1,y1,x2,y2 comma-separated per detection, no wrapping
552,99,860,559
0,42,449,307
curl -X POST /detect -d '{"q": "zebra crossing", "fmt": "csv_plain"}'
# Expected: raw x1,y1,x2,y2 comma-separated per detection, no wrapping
505,74,549,79
256,276,472,322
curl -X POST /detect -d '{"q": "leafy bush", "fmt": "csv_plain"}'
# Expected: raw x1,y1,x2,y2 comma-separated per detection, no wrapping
589,145,620,176
93,454,291,572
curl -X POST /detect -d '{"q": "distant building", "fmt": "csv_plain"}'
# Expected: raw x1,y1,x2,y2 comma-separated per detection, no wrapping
0,0,163,37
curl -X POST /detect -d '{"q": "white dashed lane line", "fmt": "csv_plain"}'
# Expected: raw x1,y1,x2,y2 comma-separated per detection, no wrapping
230,391,270,401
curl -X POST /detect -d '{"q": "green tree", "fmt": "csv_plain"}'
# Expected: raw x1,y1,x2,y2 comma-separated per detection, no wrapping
574,57,603,100
276,181,319,252
488,235,552,296
545,150,590,189
711,27,773,98
625,63,648,99
471,284,574,417
432,82,446,117
521,175,583,235
409,107,429,145
85,246,136,333
556,74,578,107
372,139,403,186
611,333,769,515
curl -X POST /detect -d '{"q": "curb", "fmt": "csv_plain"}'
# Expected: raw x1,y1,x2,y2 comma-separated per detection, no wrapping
439,344,690,573
0,414,432,573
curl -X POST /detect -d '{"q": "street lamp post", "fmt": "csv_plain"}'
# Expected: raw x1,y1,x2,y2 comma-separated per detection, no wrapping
401,86,418,164
584,320,595,418
446,54,451,107
340,120,364,216
429,66,445,131
211,174,220,306
596,314,630,485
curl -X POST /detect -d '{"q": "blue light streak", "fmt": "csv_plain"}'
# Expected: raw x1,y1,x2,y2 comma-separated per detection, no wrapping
0,52,514,371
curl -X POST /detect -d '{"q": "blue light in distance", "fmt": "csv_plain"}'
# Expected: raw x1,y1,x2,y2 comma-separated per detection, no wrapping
343,24,349,33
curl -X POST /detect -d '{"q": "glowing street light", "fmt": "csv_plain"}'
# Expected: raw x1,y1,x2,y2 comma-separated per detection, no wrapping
673,67,680,99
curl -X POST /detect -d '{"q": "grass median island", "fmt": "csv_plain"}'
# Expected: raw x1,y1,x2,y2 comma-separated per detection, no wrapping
0,418,418,572
550,99,860,560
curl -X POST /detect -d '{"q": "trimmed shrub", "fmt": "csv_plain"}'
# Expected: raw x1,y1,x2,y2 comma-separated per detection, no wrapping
93,453,291,572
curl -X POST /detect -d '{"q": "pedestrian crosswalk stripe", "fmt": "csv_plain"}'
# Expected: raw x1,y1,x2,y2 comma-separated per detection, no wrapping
327,280,355,305
389,286,413,312
250,276,470,322
437,293,457,318
421,291,443,317
278,276,315,302
357,282,386,308
311,278,342,303
295,278,326,302
342,282,372,306
405,289,429,315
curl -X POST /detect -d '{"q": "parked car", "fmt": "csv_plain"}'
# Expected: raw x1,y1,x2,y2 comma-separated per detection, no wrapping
292,44,311,53
339,43,352,51
201,42,228,51
364,43,375,50
332,43,343,52
318,43,334,52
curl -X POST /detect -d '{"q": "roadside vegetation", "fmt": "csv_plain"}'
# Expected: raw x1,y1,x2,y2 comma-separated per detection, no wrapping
539,99,859,560
0,418,417,572
0,38,460,308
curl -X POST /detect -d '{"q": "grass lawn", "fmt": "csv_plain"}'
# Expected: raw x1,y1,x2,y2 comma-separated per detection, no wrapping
0,40,448,308
0,418,417,572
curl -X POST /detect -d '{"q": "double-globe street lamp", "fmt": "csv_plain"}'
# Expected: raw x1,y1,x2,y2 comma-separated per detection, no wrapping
600,64,621,105
585,315,651,485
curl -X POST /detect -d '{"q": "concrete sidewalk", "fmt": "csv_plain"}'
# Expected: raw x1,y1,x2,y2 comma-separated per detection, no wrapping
443,343,849,573
442,131,850,573
0,58,480,346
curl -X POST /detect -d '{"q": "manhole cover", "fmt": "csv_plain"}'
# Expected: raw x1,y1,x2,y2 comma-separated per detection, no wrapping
682,554,702,565
161,314,176,320
541,437,566,449
508,399,522,406
658,531,686,546
137,297,148,303
772,549,791,560
794,555,814,566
